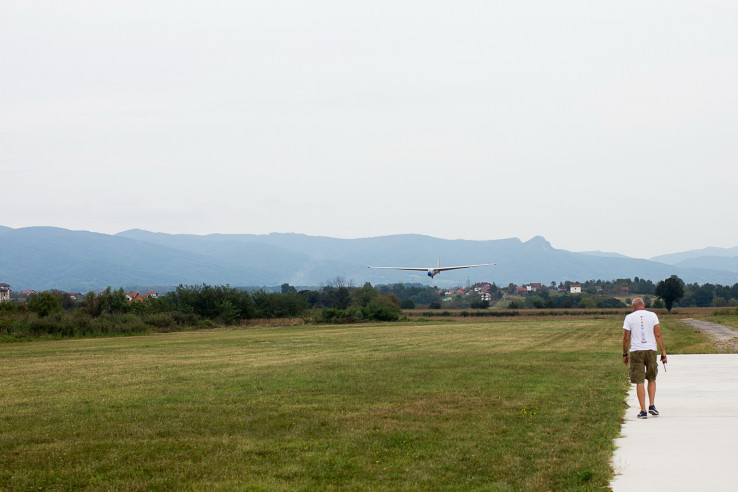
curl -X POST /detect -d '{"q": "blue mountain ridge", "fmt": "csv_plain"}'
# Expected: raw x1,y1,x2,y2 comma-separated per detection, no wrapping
1,226,736,291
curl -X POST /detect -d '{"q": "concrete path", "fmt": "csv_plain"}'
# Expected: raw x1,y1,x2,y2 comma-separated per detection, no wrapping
610,354,738,491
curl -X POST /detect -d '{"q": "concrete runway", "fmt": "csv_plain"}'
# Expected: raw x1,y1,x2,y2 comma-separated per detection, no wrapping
610,354,738,490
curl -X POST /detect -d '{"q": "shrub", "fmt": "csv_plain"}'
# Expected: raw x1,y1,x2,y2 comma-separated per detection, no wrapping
143,312,176,329
361,301,400,322
0,301,23,314
320,308,350,323
598,297,625,308
27,292,63,317
400,299,416,310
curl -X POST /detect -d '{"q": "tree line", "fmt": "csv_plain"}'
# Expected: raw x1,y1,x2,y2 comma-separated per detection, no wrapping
2,276,737,340
0,280,408,340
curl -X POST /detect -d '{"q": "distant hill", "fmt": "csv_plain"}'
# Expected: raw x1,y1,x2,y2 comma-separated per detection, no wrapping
671,256,738,274
1,226,737,291
579,251,632,259
651,246,738,273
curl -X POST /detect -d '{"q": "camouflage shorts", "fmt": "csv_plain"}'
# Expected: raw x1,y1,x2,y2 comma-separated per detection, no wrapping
629,350,658,384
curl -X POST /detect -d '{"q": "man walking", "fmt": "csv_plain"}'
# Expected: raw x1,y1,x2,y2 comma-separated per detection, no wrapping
623,298,667,419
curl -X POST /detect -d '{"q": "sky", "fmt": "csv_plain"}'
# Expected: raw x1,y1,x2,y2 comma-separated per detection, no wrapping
2,1,737,259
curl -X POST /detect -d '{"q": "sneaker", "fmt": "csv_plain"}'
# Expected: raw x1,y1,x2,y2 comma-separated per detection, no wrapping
648,405,659,416
637,410,648,419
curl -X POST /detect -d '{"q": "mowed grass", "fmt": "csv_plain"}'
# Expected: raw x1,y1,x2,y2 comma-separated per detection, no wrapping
0,318,716,490
703,312,738,331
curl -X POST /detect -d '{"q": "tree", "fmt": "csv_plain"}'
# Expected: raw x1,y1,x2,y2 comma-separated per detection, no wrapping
655,275,685,312
281,283,297,294
360,294,400,321
27,291,63,317
322,277,352,310
400,299,416,309
599,297,625,308
350,282,377,308
692,283,715,307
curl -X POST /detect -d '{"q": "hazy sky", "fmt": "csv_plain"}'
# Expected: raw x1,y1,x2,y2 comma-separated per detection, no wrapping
3,1,737,259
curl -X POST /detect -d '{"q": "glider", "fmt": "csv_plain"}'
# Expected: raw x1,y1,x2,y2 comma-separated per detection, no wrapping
368,259,495,278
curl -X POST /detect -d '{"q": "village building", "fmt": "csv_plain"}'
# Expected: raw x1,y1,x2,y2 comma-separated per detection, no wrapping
125,291,158,302
0,283,10,302
472,282,492,293
570,284,582,294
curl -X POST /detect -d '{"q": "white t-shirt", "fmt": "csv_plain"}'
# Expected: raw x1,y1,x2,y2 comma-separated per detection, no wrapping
623,309,660,351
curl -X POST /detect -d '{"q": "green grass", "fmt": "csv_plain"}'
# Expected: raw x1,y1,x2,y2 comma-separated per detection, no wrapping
662,318,726,354
702,312,738,330
0,318,719,490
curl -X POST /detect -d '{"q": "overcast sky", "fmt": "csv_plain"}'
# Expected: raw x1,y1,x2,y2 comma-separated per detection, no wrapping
2,1,736,259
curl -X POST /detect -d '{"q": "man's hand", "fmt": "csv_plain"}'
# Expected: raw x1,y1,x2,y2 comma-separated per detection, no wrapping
623,354,629,366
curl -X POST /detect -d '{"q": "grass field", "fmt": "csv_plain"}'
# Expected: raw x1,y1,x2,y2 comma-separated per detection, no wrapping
0,317,717,490
704,312,738,330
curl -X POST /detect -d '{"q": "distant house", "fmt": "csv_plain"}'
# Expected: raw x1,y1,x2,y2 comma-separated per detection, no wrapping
125,292,138,302
22,289,37,296
570,284,582,294
515,286,528,295
0,283,9,302
473,282,492,293
146,291,158,298
526,283,543,292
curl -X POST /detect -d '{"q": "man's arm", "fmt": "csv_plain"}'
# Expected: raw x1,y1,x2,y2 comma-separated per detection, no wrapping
654,323,667,362
622,330,631,365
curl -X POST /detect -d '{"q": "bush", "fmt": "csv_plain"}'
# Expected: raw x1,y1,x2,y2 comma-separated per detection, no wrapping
27,292,63,317
361,301,400,322
320,308,352,323
143,312,176,329
0,301,23,314
598,297,625,308
400,299,416,310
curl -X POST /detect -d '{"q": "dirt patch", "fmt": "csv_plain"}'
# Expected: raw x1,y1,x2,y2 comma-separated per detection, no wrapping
681,319,738,352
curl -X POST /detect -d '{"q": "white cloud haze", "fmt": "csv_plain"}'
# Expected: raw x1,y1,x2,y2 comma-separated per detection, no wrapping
2,1,737,258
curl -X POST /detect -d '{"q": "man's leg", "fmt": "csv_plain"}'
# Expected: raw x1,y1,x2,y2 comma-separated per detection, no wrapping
636,383,646,412
648,380,656,406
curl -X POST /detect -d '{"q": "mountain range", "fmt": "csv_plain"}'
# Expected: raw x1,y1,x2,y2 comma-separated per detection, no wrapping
1,226,737,292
